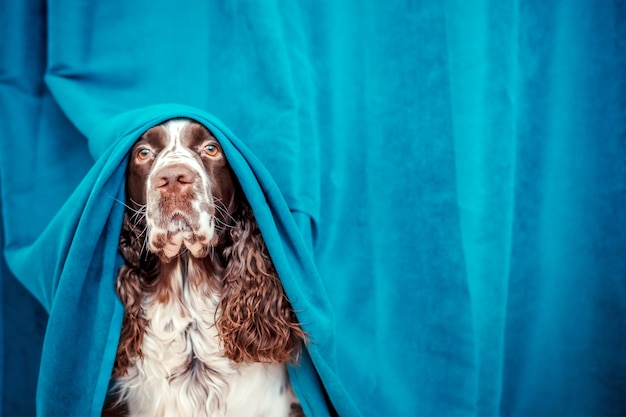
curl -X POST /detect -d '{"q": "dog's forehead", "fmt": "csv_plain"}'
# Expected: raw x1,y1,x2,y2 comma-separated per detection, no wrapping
142,119,212,148
181,121,213,146
167,119,212,146
141,124,169,148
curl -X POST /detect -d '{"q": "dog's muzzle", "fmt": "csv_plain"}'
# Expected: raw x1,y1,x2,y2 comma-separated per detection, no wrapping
145,162,216,260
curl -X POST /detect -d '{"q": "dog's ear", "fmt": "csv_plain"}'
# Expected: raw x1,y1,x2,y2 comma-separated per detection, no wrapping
113,212,159,376
216,202,306,363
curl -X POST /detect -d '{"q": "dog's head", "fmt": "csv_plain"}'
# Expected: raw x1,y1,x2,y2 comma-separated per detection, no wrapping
126,119,236,261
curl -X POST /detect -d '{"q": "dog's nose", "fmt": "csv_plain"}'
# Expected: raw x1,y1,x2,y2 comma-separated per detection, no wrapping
153,165,195,194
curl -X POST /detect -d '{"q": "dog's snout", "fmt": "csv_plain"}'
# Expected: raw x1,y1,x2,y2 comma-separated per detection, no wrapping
154,164,196,194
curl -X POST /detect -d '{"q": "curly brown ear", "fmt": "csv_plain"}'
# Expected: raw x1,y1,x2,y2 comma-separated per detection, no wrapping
217,203,306,364
112,212,158,377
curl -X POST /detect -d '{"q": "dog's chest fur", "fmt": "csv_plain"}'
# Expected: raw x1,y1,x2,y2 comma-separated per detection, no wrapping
115,259,295,417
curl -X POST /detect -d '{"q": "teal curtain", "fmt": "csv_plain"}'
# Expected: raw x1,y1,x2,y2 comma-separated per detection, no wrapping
2,1,626,416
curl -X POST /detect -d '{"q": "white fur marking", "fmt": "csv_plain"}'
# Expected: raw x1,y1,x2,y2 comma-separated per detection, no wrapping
145,120,215,258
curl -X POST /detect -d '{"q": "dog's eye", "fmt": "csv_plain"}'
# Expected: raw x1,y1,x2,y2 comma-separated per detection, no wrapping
204,144,220,157
136,148,152,161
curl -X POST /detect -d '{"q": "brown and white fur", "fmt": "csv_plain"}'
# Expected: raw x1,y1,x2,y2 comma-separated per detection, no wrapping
106,119,306,417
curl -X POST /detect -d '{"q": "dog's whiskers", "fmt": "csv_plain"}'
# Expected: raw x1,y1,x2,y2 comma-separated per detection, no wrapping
113,196,146,215
212,198,236,230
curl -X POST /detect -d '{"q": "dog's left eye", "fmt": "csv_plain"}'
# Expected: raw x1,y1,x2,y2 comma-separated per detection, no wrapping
203,144,220,157
136,148,153,160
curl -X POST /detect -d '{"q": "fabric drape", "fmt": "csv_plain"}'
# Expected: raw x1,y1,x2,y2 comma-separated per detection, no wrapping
2,1,625,416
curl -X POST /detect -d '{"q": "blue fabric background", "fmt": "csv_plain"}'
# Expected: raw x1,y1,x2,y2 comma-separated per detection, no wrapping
2,1,626,416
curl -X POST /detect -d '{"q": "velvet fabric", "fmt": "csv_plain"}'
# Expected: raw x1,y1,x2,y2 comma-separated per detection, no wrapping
1,1,626,416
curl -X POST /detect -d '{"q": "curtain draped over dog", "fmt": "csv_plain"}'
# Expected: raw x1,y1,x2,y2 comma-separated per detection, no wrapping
1,1,626,416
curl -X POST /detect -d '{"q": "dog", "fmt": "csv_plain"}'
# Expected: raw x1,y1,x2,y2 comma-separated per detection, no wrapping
105,119,306,417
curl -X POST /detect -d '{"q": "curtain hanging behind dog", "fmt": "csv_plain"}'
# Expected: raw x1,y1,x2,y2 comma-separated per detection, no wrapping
1,1,626,416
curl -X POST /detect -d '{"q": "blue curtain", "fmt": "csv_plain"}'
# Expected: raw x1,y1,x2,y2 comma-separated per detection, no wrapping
1,1,626,416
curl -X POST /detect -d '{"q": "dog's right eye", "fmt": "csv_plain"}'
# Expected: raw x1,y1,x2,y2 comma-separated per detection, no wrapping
203,143,220,157
136,148,152,161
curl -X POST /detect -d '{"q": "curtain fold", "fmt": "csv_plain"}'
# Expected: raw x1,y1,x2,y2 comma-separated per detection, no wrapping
312,3,477,416
447,1,626,415
2,1,626,416
499,2,626,414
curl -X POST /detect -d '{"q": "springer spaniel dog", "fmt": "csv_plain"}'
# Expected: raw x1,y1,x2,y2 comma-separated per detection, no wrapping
105,119,306,417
